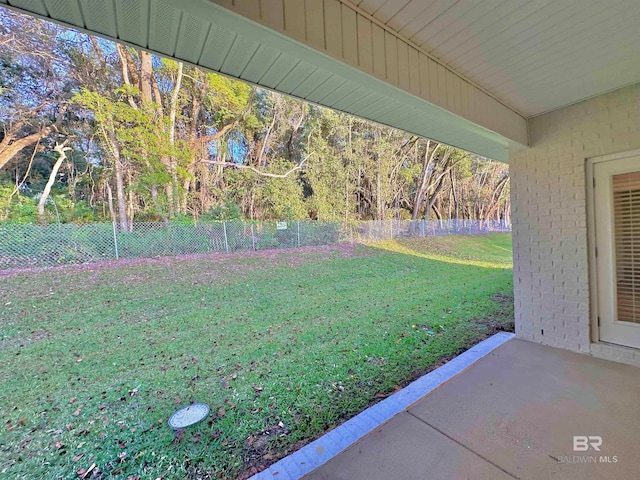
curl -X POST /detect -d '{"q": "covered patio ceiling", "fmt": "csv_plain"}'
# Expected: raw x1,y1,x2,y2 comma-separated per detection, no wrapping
348,0,640,117
2,1,640,163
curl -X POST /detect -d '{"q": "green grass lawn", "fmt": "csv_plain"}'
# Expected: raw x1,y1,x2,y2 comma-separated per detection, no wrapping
0,233,513,479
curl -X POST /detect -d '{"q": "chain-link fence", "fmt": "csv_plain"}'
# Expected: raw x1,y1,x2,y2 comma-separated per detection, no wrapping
0,219,510,270
353,219,511,241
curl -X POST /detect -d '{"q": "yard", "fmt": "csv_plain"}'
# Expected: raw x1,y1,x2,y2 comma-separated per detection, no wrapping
0,234,513,479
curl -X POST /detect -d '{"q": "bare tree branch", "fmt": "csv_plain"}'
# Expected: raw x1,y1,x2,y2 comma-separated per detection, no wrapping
10,138,40,200
203,153,312,178
192,121,238,147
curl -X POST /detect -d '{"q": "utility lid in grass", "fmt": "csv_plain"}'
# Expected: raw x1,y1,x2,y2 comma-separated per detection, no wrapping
168,403,209,430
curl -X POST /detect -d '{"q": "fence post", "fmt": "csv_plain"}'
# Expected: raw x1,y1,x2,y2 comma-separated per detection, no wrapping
297,221,301,247
223,221,230,254
112,221,119,260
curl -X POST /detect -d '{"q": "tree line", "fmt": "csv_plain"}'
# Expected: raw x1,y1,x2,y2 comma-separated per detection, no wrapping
0,10,510,228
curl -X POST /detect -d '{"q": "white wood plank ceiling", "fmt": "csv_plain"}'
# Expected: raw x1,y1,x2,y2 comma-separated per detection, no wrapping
10,1,637,161
346,0,640,117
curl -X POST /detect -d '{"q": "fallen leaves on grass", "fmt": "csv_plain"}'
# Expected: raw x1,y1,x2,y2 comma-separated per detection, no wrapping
173,430,185,444
374,385,402,399
368,357,386,365
2,237,513,479
77,463,95,479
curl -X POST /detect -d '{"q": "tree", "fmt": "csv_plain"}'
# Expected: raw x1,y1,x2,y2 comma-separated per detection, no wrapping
37,140,70,217
0,11,71,171
0,8,511,226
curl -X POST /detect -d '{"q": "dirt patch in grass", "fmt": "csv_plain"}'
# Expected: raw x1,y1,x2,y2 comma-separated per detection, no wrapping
0,243,371,279
0,329,53,351
477,294,515,334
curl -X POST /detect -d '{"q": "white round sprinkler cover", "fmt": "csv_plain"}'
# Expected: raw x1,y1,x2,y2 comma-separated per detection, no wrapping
168,403,210,430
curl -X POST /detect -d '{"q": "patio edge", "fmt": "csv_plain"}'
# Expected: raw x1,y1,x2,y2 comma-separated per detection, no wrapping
249,331,515,480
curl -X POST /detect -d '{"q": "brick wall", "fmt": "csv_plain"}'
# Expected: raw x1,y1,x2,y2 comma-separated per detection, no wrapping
509,83,640,353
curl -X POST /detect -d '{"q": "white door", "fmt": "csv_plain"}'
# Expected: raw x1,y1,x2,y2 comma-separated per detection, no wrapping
594,156,640,347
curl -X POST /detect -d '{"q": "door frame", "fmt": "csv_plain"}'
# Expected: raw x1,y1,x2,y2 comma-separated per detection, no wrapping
587,148,640,345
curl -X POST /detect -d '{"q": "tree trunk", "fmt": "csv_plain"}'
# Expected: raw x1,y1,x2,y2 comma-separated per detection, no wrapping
115,44,138,109
432,204,442,220
287,111,305,163
450,170,459,219
140,51,154,104
182,178,190,215
412,140,437,221
345,174,349,224
425,155,452,220
0,126,52,171
139,50,169,217
127,169,135,230
167,62,183,214
38,142,70,218
105,181,117,226
107,129,129,231
257,114,275,167
484,176,509,225
376,166,382,220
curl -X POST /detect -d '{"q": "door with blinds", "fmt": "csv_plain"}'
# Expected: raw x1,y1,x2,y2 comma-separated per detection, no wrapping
594,156,640,348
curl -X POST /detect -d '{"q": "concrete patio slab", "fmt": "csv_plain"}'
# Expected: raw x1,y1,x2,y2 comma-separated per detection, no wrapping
304,412,514,480
304,339,640,480
409,338,640,479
